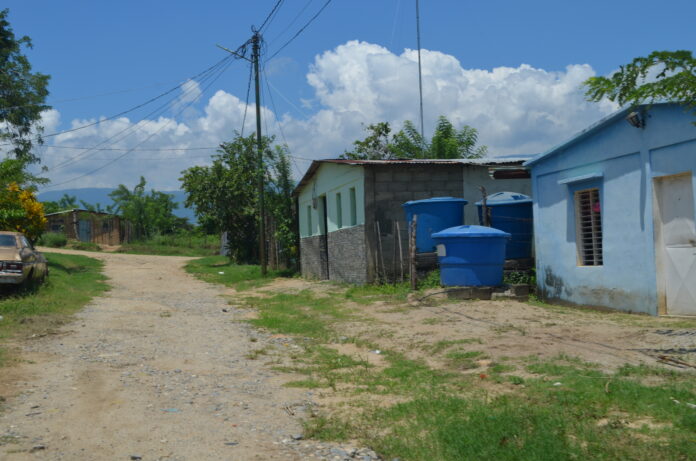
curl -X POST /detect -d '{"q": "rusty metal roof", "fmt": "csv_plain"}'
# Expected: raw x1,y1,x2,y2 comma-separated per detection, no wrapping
293,158,528,196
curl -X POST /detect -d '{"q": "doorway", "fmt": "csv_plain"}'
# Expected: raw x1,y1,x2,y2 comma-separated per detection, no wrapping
319,195,330,279
653,172,696,316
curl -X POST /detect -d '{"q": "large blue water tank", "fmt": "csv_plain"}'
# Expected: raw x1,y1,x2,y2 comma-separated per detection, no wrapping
402,197,467,253
475,192,533,259
432,225,510,286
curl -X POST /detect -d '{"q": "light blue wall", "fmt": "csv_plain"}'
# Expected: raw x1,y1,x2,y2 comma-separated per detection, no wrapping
530,104,696,315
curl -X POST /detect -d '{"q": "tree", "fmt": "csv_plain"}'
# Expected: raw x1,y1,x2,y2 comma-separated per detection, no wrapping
109,177,181,240
180,133,297,265
0,9,51,164
342,116,487,160
584,50,696,118
0,182,46,242
342,122,396,160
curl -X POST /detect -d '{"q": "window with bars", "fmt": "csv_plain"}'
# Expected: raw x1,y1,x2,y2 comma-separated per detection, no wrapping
575,188,603,266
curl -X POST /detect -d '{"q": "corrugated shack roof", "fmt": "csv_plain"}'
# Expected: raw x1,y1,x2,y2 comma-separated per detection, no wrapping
45,208,117,217
293,158,529,196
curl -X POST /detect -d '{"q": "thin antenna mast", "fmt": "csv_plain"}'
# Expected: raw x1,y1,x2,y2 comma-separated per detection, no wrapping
415,0,425,157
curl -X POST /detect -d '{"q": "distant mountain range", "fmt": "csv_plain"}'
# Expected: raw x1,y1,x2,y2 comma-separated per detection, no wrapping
38,188,197,223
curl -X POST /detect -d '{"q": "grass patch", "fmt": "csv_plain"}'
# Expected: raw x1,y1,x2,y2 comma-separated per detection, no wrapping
185,256,295,291
118,232,219,257
196,263,696,460
0,252,108,366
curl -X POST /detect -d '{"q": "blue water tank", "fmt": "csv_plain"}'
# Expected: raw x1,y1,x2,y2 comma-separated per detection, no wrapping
476,192,533,259
402,197,467,253
432,225,510,286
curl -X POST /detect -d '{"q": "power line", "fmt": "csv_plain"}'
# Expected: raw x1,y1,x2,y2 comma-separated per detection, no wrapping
268,0,316,46
45,56,236,189
0,55,234,150
258,0,286,32
241,62,253,138
267,0,334,61
262,66,303,177
43,145,218,152
0,81,176,113
45,59,229,171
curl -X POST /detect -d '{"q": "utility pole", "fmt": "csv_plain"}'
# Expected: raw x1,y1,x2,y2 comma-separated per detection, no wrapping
252,31,267,276
216,30,267,276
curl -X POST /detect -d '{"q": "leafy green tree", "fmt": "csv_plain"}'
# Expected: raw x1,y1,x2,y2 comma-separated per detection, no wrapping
180,133,297,265
0,9,51,164
109,177,181,239
584,50,696,119
342,116,486,160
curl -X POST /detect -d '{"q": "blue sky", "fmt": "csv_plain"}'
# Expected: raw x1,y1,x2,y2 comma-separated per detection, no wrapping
4,0,696,190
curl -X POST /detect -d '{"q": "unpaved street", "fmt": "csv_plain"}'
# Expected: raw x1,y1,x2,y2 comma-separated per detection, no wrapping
0,250,337,460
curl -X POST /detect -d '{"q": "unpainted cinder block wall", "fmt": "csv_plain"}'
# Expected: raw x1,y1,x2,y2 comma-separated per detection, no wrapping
327,224,367,284
300,234,328,280
364,164,465,282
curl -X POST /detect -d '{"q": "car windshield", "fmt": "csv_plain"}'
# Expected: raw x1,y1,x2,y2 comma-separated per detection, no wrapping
0,235,16,247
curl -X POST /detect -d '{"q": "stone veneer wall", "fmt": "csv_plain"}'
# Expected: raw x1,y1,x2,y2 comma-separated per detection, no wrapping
327,224,367,284
300,234,328,280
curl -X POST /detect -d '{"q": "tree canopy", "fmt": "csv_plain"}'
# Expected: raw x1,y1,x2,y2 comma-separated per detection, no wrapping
109,177,182,240
0,8,51,164
584,50,696,117
180,133,296,265
342,116,487,160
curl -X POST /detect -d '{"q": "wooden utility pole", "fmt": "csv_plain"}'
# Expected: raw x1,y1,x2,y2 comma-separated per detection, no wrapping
251,32,267,276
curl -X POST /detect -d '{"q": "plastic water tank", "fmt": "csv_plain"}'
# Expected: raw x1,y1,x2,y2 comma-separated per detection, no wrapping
476,192,533,259
432,225,510,286
402,197,467,253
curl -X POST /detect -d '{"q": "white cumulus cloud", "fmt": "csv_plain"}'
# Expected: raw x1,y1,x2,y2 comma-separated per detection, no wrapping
35,40,618,191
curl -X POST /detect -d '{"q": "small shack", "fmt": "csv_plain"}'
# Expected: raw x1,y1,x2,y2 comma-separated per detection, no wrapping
525,102,696,316
294,158,531,284
45,209,127,246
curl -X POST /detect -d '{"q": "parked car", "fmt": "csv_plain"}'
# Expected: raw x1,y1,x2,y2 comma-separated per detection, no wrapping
0,231,48,286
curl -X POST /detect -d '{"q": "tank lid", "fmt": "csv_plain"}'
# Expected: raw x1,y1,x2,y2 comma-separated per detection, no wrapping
432,225,511,239
402,197,468,207
475,191,532,206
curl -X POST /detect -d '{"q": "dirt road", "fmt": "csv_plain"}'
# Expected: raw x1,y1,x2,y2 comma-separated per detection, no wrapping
0,250,343,460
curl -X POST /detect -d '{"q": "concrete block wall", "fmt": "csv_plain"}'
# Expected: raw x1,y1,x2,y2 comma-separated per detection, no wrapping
300,234,329,280
327,224,368,284
365,165,466,282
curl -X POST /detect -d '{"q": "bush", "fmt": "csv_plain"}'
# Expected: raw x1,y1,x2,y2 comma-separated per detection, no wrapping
38,232,67,248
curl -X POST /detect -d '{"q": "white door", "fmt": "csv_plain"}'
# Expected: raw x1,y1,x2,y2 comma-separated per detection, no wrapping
654,173,696,316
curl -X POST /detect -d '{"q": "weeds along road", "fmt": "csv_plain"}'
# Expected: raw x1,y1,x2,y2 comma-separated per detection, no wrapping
0,249,327,460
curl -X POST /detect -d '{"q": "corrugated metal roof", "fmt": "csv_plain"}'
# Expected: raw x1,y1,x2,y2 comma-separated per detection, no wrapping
293,157,528,195
45,208,116,217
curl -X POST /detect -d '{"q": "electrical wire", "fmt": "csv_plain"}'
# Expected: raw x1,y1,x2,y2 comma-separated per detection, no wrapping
267,0,334,61
45,57,231,171
44,56,233,142
42,145,218,152
258,0,286,33
262,66,303,177
241,62,253,138
44,57,236,189
0,80,176,113
267,0,316,46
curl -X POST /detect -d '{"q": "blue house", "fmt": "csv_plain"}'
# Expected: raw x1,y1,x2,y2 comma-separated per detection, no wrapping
525,103,696,316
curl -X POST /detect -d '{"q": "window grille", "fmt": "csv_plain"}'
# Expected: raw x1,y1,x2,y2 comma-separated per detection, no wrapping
575,188,603,266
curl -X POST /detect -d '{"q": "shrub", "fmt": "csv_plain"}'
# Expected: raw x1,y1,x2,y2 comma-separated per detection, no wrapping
39,232,67,248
